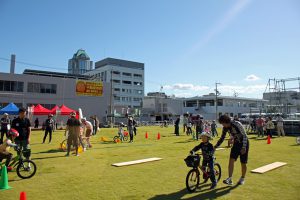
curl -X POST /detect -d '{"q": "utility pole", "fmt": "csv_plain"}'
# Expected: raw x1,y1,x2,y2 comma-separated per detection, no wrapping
110,69,114,127
215,82,221,121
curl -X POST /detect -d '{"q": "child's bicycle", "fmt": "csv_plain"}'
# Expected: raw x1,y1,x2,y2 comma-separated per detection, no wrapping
184,153,221,192
60,134,88,152
113,131,129,142
0,146,37,179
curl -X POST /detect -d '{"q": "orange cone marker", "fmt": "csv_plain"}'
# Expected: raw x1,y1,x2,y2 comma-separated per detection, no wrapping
145,132,148,139
20,192,27,200
157,132,161,140
267,135,271,144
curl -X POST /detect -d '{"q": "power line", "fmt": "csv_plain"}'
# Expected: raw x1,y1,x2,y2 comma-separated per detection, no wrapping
0,57,67,71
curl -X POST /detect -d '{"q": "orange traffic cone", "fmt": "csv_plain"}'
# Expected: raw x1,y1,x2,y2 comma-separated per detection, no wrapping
267,135,271,144
157,132,161,140
20,192,27,200
145,132,148,139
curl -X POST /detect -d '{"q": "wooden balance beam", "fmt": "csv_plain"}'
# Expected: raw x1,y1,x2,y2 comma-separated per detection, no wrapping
112,157,163,167
251,162,287,174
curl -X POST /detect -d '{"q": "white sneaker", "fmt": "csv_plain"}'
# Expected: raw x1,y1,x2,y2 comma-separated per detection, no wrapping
238,177,245,185
223,177,233,185
83,148,87,152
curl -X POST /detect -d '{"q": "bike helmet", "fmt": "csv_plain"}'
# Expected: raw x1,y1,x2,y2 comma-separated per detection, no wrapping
9,128,19,137
200,132,212,139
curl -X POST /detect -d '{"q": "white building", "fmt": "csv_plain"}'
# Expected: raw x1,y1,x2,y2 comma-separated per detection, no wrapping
85,58,144,115
183,93,268,120
68,49,93,75
142,92,183,121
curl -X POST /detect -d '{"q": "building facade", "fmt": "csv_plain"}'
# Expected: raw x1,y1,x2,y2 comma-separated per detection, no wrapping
85,57,144,116
68,49,93,75
142,92,183,121
183,94,268,120
0,70,110,123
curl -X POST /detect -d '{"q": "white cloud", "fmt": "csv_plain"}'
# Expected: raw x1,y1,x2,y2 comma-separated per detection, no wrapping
218,84,266,95
245,74,261,81
163,83,210,91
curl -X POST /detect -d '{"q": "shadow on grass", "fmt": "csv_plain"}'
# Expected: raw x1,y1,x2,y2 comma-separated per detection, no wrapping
32,155,66,160
93,143,155,149
290,144,300,146
32,149,63,154
149,184,239,200
174,139,195,144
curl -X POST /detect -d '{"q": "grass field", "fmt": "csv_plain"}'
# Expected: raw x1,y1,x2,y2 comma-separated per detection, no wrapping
1,126,300,200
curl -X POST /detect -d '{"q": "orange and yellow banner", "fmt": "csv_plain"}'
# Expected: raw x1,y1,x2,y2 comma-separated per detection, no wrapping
76,80,103,96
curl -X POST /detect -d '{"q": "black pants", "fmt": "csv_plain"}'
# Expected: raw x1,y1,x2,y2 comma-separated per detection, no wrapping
174,125,179,135
43,128,53,143
128,126,134,141
133,127,137,136
93,126,98,135
195,126,202,140
266,129,273,138
0,129,8,144
0,152,13,167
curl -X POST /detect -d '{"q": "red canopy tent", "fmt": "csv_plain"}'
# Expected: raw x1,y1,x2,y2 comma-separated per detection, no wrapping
59,104,76,115
33,104,51,115
50,105,60,115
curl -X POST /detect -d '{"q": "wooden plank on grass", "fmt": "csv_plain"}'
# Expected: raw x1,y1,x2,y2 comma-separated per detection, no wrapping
112,157,163,167
251,162,287,174
216,148,225,151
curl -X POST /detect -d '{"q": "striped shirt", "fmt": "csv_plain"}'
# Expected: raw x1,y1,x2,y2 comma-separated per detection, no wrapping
215,121,248,149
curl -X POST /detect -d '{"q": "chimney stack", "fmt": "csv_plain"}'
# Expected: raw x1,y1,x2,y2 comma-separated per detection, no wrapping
10,54,16,74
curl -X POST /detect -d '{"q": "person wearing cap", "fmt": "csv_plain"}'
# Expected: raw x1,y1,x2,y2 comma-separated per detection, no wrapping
65,111,81,156
214,114,249,186
42,114,54,144
81,117,93,148
127,116,135,143
11,108,31,160
190,132,217,189
0,128,19,171
0,113,11,144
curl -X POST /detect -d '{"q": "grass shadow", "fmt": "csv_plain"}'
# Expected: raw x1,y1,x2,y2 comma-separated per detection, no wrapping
32,155,66,160
148,184,239,200
32,149,63,154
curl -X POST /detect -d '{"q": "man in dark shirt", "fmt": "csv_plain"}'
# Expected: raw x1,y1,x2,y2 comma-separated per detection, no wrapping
214,115,249,186
11,108,31,160
0,113,11,144
65,112,81,156
174,117,180,136
43,114,54,144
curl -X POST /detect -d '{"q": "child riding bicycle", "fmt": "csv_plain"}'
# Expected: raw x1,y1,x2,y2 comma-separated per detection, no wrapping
0,128,19,171
118,122,125,141
190,132,217,189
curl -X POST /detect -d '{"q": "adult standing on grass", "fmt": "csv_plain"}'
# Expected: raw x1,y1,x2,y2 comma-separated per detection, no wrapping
34,117,39,128
42,114,54,144
127,116,135,143
195,115,203,140
183,114,188,134
11,108,32,160
276,114,285,137
256,116,265,138
174,117,180,136
81,117,93,148
65,112,81,156
214,114,249,185
0,113,11,144
265,117,275,138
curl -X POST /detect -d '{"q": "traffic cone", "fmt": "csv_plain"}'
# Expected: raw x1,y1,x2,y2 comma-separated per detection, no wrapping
145,132,148,139
267,135,271,144
157,132,161,140
20,191,27,200
0,166,12,191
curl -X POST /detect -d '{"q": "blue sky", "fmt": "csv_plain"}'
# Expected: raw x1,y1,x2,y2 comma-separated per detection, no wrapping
0,0,299,98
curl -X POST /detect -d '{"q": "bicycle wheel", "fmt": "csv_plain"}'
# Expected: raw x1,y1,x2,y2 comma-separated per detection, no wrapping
16,160,37,179
123,135,128,141
186,169,199,192
296,137,300,145
214,163,222,182
60,139,67,152
113,136,119,142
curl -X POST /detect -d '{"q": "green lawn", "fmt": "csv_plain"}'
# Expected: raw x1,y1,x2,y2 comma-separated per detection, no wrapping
2,126,300,200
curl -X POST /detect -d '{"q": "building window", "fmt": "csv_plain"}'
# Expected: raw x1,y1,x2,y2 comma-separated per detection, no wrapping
122,72,132,77
114,88,121,93
134,82,142,86
122,80,132,85
112,71,120,75
114,96,121,101
134,90,143,94
0,80,24,92
133,98,142,102
27,83,56,94
113,79,120,84
134,74,142,78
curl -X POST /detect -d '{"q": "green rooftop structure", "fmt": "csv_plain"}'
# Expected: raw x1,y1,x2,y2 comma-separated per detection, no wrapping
68,49,93,75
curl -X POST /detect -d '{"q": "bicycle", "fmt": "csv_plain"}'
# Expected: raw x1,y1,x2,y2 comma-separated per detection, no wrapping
0,146,37,179
184,153,221,192
113,131,129,143
60,133,88,152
